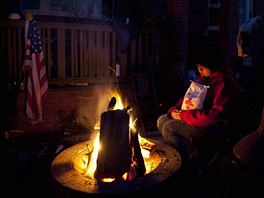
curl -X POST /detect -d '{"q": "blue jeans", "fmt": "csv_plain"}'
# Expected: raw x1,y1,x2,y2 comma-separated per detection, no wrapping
157,114,228,166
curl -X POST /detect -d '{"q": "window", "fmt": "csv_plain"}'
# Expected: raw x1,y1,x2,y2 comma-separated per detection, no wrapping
239,0,253,24
21,0,99,18
207,0,220,33
21,0,40,10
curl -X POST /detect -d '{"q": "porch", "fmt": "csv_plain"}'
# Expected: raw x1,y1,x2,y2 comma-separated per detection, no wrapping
0,18,165,136
0,19,160,86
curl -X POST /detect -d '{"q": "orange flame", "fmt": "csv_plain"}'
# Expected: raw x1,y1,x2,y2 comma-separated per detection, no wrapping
82,89,152,181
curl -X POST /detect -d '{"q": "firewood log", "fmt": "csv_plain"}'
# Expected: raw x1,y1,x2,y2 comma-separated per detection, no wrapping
95,109,132,180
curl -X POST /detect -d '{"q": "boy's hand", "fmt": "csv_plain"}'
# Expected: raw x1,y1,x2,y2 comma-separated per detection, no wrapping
171,110,181,120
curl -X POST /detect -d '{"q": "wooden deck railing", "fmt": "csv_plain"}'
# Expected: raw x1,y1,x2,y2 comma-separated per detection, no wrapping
0,19,159,87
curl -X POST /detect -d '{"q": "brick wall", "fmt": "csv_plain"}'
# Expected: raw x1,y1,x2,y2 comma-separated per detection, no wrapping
167,0,189,67
219,0,240,71
11,83,135,135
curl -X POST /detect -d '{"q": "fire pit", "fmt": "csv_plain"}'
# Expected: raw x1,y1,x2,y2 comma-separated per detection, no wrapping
50,92,181,196
50,136,181,195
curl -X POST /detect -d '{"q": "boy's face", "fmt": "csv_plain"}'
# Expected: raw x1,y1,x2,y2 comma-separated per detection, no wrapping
196,64,213,77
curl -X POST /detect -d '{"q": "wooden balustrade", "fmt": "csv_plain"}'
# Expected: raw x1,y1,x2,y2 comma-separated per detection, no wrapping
0,19,159,87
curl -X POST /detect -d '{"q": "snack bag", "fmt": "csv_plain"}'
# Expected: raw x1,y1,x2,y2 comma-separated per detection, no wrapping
181,81,209,110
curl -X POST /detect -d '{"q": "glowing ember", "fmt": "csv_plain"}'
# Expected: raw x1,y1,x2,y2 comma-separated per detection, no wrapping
80,90,145,181
51,138,181,194
72,133,159,180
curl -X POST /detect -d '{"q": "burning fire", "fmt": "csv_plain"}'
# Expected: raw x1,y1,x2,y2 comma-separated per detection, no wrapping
74,90,157,182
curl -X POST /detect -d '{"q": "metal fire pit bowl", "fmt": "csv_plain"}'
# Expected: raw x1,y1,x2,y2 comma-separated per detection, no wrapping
50,138,181,195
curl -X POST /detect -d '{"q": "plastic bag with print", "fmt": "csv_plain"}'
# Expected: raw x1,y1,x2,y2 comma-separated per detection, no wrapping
181,80,209,110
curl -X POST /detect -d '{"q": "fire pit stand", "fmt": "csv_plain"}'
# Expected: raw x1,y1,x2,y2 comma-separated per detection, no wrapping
50,137,181,196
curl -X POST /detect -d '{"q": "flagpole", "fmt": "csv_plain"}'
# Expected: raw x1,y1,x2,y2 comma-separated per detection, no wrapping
24,11,33,43
22,16,30,91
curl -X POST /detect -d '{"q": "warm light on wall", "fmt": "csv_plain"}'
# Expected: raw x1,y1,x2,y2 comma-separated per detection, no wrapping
8,13,21,20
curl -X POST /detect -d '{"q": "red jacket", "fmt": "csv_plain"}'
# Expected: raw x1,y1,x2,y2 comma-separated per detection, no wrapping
168,70,241,127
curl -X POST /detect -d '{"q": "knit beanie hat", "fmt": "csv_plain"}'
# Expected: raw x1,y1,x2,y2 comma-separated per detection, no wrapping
195,46,225,71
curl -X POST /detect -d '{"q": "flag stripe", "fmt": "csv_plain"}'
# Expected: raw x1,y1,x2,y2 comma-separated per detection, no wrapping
23,20,49,122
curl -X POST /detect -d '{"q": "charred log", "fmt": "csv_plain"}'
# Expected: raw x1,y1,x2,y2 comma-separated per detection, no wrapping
94,109,132,180
131,130,146,177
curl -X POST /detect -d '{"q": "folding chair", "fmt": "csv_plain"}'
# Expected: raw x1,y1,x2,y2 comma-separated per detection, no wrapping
191,91,247,169
131,73,158,104
131,73,163,133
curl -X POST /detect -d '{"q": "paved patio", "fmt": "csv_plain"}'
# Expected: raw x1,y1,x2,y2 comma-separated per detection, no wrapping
1,91,263,197
1,128,263,198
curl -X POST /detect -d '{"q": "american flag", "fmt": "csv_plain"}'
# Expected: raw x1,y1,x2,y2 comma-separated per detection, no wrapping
23,20,49,123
